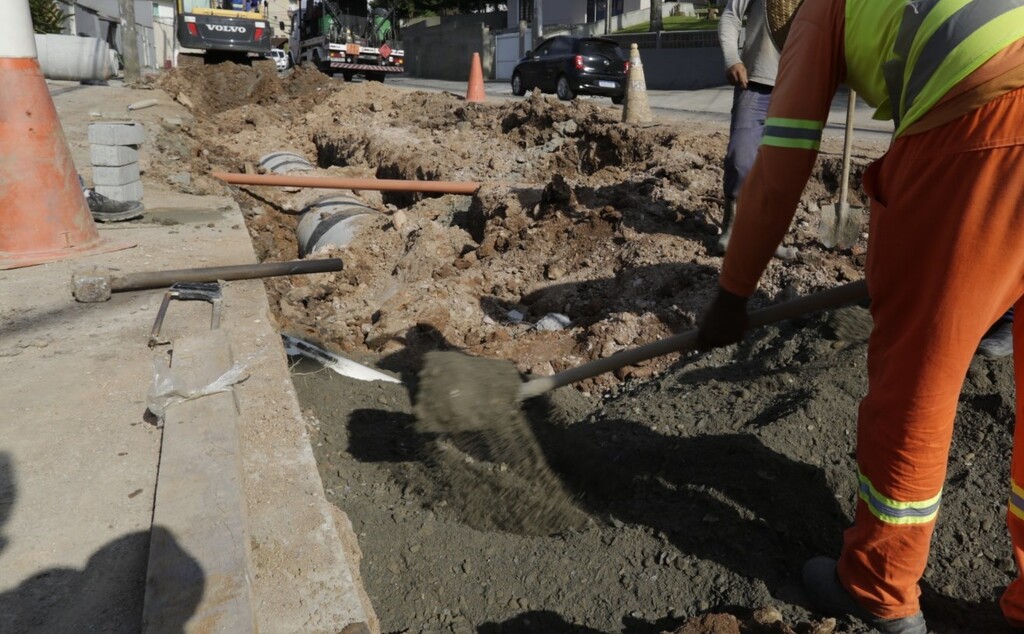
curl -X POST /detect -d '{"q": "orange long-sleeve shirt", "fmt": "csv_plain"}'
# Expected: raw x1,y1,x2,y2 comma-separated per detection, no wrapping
719,0,1024,298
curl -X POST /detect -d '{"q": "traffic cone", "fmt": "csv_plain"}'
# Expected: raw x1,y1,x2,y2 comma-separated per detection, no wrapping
466,52,485,103
622,43,653,125
0,0,131,270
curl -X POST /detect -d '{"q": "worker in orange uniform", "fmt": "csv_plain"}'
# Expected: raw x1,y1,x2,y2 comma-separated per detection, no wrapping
696,0,1024,632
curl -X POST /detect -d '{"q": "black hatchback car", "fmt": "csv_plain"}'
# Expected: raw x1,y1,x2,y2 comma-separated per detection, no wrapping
511,36,629,104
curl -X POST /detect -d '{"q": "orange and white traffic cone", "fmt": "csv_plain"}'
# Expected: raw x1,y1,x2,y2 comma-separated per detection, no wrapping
622,43,653,125
465,52,485,103
0,0,131,270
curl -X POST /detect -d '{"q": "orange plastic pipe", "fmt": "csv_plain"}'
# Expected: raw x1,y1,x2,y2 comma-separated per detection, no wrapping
212,172,482,195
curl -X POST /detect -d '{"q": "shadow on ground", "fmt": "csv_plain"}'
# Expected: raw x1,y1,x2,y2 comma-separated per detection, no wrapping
0,451,205,632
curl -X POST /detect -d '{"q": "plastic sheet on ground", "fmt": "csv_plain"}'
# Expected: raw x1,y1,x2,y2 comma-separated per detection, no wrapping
146,357,249,420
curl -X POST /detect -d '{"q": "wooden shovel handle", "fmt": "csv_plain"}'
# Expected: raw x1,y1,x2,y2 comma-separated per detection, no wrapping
839,90,856,207
517,279,868,400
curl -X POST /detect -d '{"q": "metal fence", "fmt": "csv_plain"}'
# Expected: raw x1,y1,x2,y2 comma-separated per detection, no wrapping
604,30,719,50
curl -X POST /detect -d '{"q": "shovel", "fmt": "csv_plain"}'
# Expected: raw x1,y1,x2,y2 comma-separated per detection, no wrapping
819,89,864,249
415,279,868,435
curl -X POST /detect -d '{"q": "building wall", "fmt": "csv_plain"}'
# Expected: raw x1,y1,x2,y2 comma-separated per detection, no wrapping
265,0,295,41
68,0,157,69
542,4,587,25
152,0,175,68
507,0,658,29
402,21,494,81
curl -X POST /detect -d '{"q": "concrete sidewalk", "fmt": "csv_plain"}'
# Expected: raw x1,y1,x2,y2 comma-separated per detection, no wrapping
0,82,375,633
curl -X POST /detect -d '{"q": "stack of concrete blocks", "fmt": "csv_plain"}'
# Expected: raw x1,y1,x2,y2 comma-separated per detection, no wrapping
87,121,145,202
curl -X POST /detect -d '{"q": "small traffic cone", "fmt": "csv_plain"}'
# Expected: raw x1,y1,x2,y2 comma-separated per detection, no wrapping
466,52,485,103
0,0,131,270
622,43,653,125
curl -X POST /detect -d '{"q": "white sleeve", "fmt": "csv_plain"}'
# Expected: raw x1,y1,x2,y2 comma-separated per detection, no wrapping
717,0,749,69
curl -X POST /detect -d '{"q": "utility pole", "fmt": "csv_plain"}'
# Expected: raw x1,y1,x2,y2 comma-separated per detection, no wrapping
650,0,663,33
533,0,543,43
118,0,141,84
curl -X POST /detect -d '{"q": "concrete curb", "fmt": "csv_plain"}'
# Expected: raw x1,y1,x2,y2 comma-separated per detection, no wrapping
138,220,380,632
144,330,256,633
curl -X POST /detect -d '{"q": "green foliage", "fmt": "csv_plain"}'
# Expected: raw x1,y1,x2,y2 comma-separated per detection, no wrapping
30,0,69,34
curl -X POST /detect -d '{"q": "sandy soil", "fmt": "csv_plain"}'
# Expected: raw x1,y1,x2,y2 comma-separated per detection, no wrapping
155,61,1020,634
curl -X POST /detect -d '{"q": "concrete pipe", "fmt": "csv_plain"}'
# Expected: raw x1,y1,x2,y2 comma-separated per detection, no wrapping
296,193,380,257
33,35,113,81
259,151,314,175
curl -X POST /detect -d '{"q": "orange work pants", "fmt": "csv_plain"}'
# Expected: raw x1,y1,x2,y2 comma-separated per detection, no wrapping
835,87,1024,621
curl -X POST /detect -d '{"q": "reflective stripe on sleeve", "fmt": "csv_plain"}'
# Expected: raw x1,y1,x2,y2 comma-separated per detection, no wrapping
1009,479,1024,521
761,117,825,151
858,469,942,525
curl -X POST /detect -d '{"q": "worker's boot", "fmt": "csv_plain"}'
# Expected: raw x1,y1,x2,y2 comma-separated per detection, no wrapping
803,557,927,634
978,318,1013,358
84,189,144,223
715,198,799,261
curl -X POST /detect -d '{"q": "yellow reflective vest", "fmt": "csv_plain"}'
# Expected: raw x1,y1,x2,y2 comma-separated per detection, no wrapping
844,0,1024,137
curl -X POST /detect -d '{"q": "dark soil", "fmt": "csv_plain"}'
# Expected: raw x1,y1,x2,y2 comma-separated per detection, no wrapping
160,61,1022,634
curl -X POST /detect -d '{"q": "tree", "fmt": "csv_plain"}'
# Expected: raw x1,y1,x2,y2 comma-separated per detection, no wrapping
650,0,663,32
30,0,68,34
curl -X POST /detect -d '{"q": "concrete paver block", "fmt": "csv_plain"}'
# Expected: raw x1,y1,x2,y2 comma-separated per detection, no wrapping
88,121,146,146
95,180,144,202
90,144,139,167
93,163,141,186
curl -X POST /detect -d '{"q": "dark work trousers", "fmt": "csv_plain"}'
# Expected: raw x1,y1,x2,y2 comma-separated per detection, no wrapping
723,82,773,201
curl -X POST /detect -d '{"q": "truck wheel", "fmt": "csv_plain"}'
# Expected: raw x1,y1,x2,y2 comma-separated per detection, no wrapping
367,72,385,82
556,75,575,101
511,73,526,96
342,71,355,82
612,94,624,105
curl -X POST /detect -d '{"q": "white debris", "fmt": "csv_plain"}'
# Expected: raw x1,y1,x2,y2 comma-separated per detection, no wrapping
534,313,571,331
282,334,401,384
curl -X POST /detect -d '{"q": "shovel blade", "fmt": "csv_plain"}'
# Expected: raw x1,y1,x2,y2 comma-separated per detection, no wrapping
818,203,864,249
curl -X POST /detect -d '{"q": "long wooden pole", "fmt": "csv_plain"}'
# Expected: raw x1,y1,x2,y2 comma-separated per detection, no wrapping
212,172,483,195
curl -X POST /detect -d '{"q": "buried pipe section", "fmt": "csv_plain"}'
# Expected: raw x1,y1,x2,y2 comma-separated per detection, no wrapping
296,193,380,257
258,151,315,175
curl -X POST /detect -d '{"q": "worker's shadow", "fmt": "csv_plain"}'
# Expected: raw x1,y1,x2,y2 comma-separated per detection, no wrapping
476,609,606,633
0,451,205,632
572,179,722,241
478,260,719,331
529,413,847,597
917,582,1014,634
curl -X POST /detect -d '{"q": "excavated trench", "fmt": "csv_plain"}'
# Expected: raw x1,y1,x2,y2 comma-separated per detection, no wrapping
154,62,1023,634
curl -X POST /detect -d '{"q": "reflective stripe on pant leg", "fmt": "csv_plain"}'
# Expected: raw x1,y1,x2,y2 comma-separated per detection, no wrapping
836,87,1024,621
1001,296,1024,626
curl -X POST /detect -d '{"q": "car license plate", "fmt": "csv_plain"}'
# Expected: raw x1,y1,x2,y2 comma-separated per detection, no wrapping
598,80,617,88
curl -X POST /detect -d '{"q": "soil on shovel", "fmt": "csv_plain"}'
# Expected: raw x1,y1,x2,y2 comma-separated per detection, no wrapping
158,62,1021,634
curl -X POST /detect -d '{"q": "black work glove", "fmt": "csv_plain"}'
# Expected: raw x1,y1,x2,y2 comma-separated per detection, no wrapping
697,287,750,350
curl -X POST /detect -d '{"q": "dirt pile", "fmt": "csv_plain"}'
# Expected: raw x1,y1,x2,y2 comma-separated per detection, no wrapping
157,75,872,395
153,64,1020,634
